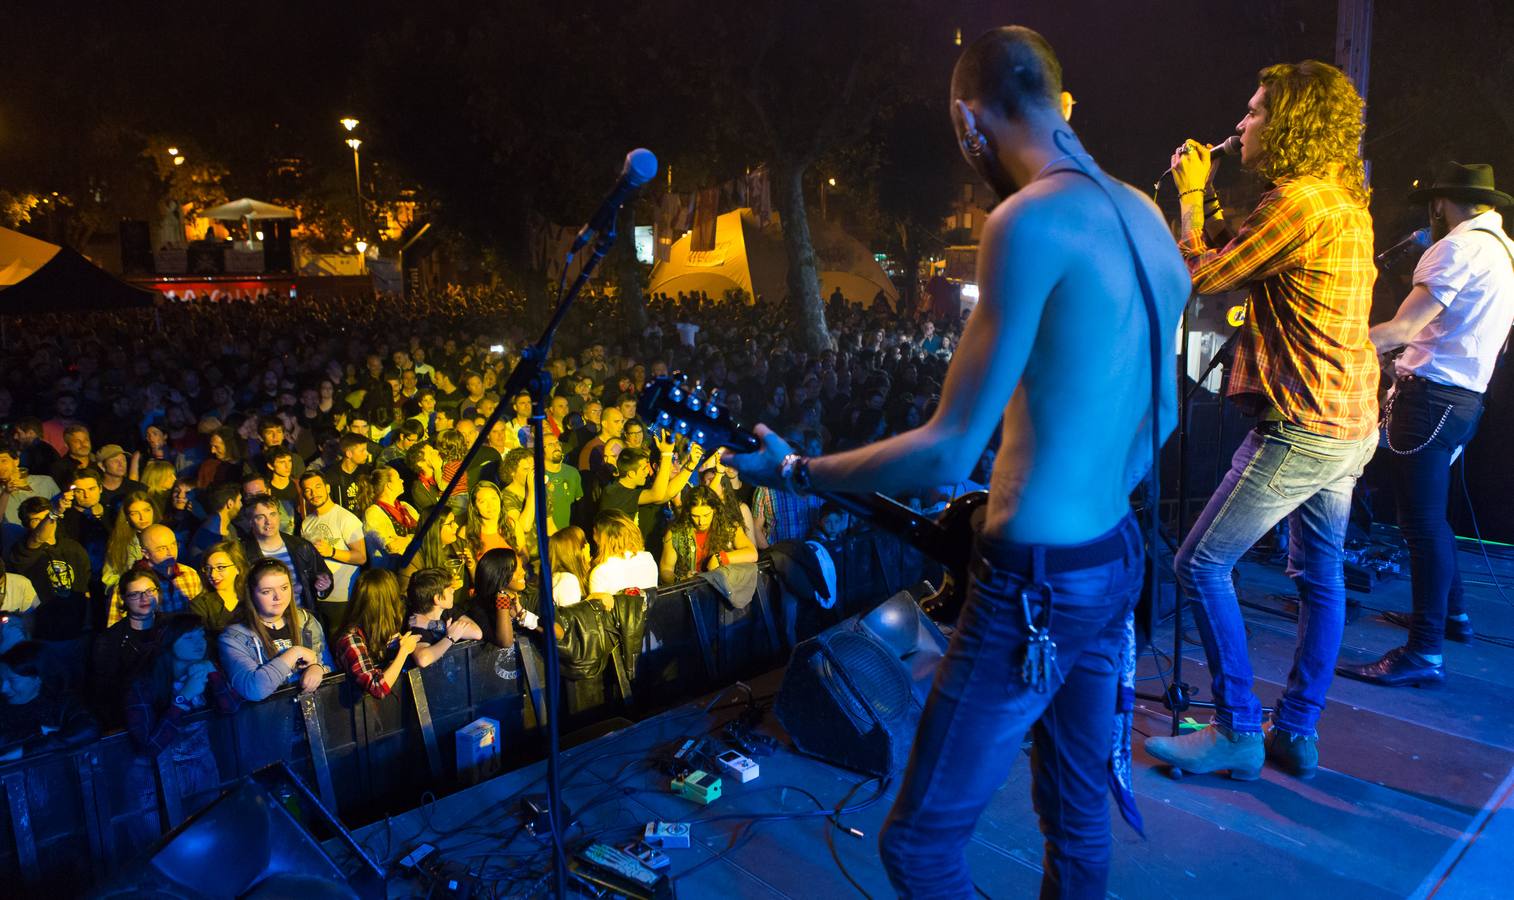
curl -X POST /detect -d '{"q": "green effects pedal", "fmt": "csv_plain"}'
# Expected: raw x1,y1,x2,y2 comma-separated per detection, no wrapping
671,769,722,805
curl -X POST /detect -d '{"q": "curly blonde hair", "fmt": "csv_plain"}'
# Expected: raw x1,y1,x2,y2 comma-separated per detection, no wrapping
1255,60,1369,206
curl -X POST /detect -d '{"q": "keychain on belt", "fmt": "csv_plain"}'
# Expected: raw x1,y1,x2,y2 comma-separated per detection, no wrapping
1018,548,1057,693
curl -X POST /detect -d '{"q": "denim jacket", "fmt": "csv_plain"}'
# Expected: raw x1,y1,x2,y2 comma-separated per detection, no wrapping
218,609,333,701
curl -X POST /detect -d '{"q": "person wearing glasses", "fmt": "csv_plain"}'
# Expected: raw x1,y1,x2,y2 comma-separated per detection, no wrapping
189,540,250,633
89,569,164,727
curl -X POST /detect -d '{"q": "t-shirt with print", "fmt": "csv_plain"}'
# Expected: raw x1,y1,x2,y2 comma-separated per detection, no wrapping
301,505,364,607
267,619,295,654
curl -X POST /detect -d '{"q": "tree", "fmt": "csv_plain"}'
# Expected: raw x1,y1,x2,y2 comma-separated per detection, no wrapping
672,0,943,351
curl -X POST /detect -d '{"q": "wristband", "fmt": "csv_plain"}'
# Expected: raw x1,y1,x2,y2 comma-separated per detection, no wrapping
519,610,540,630
719,550,730,567
780,453,810,495
1179,188,1205,198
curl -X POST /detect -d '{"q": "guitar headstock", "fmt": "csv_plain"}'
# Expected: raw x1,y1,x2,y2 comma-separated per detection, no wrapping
637,374,760,454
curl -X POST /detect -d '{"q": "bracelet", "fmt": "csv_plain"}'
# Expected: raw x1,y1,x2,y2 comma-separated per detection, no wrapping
1179,188,1205,198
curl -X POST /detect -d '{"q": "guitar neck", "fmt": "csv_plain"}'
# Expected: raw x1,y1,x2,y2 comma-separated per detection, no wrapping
812,490,951,557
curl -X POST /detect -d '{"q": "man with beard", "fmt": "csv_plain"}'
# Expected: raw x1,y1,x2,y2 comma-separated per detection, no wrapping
729,26,1188,898
1337,163,1514,688
541,432,582,532
299,472,367,628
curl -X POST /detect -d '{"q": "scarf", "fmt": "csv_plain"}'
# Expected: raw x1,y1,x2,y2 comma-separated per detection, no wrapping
377,500,417,533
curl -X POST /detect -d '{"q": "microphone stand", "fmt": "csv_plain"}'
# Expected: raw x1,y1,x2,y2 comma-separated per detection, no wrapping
397,199,627,900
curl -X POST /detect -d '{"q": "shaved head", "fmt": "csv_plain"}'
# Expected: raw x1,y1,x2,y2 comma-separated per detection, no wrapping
951,26,1062,118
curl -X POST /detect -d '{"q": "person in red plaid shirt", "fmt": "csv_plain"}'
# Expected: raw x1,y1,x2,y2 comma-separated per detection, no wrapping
1147,61,1380,783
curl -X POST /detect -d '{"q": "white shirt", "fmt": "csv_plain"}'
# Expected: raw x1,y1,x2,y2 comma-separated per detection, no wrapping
301,504,365,606
588,551,658,595
0,572,39,613
552,572,583,607
1399,210,1514,393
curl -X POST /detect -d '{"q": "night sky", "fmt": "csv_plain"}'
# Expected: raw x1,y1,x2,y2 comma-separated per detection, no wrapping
3,2,1511,252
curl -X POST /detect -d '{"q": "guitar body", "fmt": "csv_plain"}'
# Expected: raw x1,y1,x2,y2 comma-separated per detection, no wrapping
915,490,988,624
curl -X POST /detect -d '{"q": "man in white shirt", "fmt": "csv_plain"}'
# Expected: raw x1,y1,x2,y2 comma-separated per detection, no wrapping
299,471,368,626
1339,162,1514,688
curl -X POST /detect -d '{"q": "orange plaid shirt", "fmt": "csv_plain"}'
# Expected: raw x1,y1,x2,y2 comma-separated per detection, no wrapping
1180,177,1379,440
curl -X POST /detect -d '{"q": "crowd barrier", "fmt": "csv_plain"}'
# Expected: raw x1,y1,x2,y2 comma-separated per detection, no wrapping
0,530,932,894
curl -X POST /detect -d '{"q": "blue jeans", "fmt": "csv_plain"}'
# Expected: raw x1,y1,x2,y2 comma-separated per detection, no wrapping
1385,377,1484,656
1175,422,1377,736
879,515,1143,900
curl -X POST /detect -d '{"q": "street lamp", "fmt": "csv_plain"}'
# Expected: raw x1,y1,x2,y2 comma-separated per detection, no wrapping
821,176,838,220
345,136,364,234
340,117,359,132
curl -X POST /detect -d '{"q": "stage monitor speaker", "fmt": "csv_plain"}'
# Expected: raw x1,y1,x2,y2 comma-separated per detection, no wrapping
119,219,153,274
94,763,384,899
775,583,947,777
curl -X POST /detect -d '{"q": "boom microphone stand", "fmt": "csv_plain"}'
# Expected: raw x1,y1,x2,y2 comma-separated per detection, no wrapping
398,151,654,897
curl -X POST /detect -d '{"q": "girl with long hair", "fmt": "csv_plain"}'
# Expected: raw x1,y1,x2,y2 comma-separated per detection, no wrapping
400,506,474,596
547,526,591,608
188,540,249,633
218,558,332,701
470,547,533,648
358,466,418,560
467,481,511,557
102,490,157,596
140,459,177,520
333,570,421,699
588,509,657,595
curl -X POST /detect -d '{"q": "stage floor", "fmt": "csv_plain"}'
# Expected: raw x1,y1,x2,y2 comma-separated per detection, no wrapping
342,545,1514,898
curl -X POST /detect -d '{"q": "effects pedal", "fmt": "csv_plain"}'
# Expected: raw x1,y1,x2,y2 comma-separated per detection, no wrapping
714,748,759,783
571,842,669,900
624,839,672,870
671,769,722,805
644,821,691,849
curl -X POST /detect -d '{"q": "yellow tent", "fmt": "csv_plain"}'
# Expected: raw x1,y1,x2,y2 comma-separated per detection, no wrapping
649,208,896,305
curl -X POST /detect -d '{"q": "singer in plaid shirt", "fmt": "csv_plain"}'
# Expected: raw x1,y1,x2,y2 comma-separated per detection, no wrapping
1145,61,1382,782
1180,178,1379,441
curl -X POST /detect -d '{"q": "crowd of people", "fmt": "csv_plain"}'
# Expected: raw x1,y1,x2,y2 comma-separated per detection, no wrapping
0,283,978,786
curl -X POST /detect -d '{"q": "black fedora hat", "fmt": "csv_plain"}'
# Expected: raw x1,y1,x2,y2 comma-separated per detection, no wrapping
1407,161,1514,207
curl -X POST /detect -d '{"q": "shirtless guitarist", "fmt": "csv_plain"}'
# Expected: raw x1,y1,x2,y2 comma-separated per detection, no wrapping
727,26,1190,899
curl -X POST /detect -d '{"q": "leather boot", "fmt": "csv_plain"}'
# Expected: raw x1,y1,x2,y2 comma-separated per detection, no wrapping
1144,723,1264,780
1265,726,1318,779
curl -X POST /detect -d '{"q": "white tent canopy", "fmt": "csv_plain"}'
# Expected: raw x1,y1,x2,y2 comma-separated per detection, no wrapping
201,198,296,220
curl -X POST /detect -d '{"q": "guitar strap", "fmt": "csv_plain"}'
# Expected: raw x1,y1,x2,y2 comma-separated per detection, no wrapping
1050,135,1165,838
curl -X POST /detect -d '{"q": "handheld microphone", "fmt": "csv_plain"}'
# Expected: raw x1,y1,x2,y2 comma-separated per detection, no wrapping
568,148,659,259
1376,227,1432,265
1211,136,1241,156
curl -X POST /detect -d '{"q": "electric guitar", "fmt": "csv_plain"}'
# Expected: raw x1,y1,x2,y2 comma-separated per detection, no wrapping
638,375,986,622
